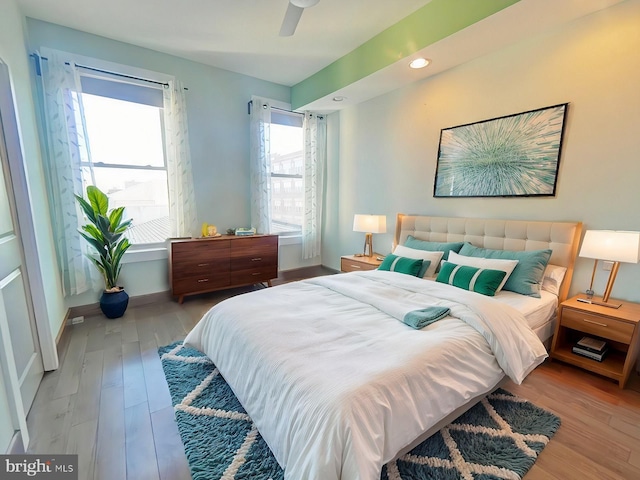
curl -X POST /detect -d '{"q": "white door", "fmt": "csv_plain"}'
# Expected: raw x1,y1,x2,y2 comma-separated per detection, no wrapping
0,368,16,453
0,61,44,452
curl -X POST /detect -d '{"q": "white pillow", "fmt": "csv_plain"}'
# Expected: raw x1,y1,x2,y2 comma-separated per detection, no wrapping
541,264,567,296
447,251,519,293
393,245,444,278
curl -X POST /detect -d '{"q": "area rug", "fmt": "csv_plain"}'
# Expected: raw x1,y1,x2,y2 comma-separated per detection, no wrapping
159,341,560,480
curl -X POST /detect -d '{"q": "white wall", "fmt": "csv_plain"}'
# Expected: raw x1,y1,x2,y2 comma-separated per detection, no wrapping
324,0,640,302
0,2,65,346
25,19,320,307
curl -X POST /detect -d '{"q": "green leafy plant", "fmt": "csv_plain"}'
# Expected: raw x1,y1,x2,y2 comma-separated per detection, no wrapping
75,186,132,292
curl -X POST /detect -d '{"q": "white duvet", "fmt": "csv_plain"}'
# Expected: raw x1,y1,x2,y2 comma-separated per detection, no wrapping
184,270,547,480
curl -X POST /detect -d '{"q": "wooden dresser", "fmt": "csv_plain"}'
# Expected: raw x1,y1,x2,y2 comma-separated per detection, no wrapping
169,234,278,303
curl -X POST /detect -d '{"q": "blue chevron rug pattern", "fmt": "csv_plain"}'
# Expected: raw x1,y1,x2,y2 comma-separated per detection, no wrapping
159,341,559,480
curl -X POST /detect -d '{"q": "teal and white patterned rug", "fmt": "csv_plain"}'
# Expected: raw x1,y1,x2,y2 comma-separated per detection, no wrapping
159,341,560,480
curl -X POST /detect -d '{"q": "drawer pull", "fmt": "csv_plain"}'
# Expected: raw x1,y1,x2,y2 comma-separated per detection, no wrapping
351,265,361,269
197,278,210,283
197,263,210,267
252,272,260,276
251,257,262,262
583,318,608,327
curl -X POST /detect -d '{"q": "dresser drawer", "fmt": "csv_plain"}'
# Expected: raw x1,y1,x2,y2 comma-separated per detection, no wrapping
230,254,277,272
172,239,230,261
172,273,230,295
231,236,278,257
341,258,378,272
172,256,230,278
231,266,277,285
561,307,635,343
172,240,230,274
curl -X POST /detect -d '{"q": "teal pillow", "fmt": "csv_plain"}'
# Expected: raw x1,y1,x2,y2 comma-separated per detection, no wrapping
417,260,432,278
404,236,464,261
458,244,552,297
436,261,507,297
378,254,424,277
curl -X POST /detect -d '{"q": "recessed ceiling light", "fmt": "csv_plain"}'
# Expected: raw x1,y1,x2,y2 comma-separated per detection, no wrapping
409,58,430,69
332,96,346,102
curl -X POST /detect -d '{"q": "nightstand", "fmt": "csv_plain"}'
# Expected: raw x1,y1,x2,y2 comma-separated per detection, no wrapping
340,254,382,272
550,295,640,388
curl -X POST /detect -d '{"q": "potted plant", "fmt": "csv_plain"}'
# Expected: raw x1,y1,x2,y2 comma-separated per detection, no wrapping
75,186,132,319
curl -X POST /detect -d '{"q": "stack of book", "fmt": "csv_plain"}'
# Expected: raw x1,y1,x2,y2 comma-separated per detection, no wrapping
572,336,608,362
234,227,257,236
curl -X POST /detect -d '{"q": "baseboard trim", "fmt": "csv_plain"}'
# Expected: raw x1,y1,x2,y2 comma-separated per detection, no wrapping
56,310,69,345
67,290,173,320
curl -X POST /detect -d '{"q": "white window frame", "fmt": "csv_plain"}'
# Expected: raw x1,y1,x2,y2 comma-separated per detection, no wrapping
266,99,304,241
41,48,175,258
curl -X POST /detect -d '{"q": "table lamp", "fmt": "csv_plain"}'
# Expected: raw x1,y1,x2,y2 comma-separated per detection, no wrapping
353,214,386,257
578,230,640,308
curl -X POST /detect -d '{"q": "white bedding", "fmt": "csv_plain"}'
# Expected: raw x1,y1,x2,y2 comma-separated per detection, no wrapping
184,270,548,480
493,289,558,332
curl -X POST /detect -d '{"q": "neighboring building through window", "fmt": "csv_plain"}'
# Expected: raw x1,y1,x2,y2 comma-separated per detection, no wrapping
78,73,170,244
270,109,303,235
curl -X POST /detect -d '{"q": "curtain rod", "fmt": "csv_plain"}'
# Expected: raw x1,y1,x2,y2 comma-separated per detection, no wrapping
247,100,301,115
246,100,323,119
30,53,188,90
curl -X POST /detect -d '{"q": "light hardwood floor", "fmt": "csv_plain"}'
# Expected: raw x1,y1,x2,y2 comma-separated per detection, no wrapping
27,284,640,480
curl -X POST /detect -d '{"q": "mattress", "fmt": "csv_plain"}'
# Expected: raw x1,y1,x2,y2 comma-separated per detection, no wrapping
493,289,558,341
184,270,548,480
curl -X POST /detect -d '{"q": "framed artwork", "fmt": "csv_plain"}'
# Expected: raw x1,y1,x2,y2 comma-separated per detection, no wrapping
433,103,568,197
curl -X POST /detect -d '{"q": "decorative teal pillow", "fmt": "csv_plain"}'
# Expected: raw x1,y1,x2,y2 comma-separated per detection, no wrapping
458,244,552,297
436,262,507,297
404,236,465,261
378,254,425,277
417,260,433,278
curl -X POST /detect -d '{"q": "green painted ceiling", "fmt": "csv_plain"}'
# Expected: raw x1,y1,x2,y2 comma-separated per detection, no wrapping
291,0,521,110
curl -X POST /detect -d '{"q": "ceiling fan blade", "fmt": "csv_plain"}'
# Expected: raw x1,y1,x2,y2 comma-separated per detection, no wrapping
279,3,304,37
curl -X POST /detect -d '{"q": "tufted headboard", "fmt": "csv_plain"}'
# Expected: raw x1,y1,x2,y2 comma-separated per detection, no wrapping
394,214,583,302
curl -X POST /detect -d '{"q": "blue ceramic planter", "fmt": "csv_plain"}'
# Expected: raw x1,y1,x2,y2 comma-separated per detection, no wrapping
100,289,129,319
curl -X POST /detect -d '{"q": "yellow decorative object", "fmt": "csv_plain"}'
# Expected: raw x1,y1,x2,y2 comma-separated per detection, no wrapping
207,225,217,237
201,223,209,237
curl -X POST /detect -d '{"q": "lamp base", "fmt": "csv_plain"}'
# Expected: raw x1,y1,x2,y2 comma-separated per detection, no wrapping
362,232,373,257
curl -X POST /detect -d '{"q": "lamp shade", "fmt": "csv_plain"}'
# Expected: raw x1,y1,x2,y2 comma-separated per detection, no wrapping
579,230,640,264
353,214,386,234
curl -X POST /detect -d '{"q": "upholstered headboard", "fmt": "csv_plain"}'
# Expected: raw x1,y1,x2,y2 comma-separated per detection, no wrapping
394,214,583,302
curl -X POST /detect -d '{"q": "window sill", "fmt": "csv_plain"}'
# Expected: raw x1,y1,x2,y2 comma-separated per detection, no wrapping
278,235,302,246
122,244,168,263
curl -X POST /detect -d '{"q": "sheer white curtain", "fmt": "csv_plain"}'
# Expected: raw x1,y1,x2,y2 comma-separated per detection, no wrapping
249,97,272,234
163,80,197,237
39,52,98,296
302,112,327,259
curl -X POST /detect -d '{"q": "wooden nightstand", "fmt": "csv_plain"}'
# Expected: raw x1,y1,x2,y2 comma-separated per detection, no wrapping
550,295,640,388
340,254,383,272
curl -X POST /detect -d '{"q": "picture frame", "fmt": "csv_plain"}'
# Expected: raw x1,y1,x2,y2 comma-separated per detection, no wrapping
433,103,568,198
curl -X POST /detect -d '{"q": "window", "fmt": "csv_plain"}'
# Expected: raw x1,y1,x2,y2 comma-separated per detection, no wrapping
79,73,170,245
270,110,304,235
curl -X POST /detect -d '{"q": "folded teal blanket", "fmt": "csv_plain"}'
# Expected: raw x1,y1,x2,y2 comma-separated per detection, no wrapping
403,306,451,329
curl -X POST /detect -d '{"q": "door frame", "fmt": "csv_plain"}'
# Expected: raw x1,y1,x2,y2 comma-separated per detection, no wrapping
0,59,58,372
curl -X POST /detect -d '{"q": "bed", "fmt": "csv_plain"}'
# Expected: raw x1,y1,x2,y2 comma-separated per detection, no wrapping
184,214,582,480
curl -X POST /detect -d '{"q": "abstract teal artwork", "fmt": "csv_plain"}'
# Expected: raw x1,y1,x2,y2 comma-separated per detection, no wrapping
434,104,568,197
